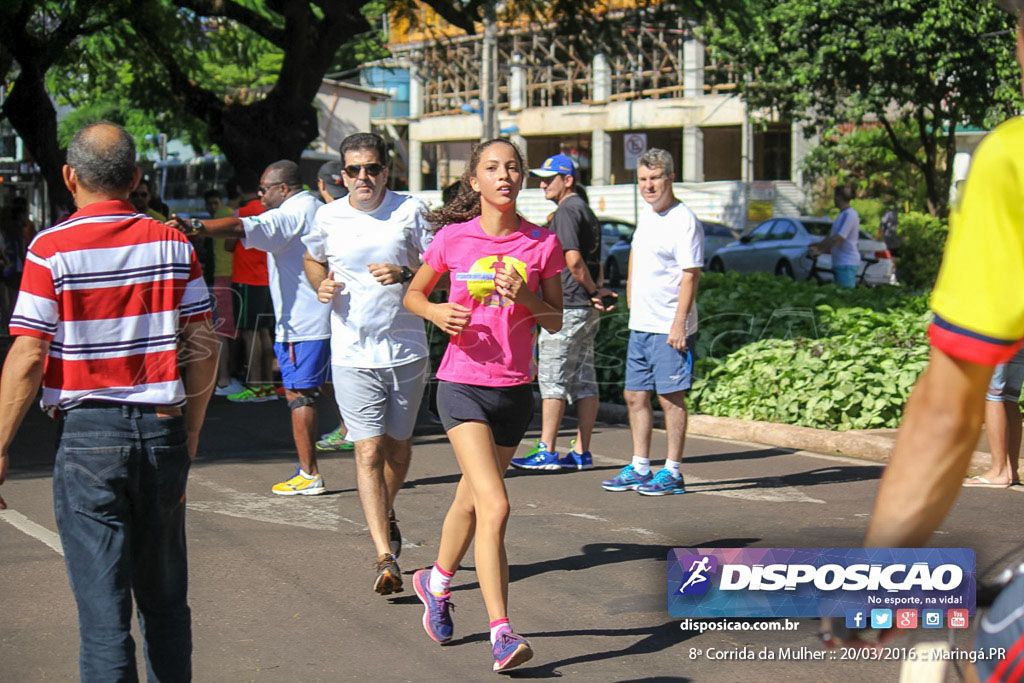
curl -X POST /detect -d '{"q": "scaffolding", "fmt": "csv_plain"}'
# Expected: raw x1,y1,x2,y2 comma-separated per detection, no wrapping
394,12,738,117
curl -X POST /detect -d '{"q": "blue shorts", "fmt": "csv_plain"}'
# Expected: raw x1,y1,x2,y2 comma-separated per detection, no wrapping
987,347,1024,403
273,340,331,391
833,265,858,288
625,331,696,395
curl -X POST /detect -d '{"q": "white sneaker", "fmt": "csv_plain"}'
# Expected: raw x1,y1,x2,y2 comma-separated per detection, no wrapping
215,379,246,396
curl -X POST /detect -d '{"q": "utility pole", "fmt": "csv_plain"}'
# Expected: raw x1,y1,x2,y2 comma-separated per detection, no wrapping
480,1,498,140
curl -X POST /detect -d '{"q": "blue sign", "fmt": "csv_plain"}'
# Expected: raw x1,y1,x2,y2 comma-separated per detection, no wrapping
667,548,976,618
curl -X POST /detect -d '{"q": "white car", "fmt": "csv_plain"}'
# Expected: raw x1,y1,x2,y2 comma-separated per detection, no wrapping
708,217,895,286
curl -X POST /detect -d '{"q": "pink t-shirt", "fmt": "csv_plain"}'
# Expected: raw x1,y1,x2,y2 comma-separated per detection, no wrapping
423,216,565,386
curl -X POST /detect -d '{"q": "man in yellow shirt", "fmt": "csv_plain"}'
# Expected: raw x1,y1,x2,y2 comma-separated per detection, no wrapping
830,5,1024,680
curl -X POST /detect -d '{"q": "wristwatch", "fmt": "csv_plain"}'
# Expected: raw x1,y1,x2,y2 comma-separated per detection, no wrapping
187,217,204,235
401,266,414,283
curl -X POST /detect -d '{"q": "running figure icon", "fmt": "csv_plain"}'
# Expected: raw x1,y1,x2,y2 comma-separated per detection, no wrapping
679,556,712,594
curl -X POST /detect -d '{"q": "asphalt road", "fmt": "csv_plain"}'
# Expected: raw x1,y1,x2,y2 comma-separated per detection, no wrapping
3,395,1022,682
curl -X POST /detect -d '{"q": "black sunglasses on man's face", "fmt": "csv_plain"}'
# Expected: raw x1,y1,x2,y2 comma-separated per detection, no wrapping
344,163,384,178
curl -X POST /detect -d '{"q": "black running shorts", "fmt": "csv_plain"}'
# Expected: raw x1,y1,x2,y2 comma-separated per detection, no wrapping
437,381,534,448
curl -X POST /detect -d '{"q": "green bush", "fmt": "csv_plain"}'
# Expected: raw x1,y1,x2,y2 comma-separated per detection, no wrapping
850,198,886,235
593,272,931,430
894,211,947,291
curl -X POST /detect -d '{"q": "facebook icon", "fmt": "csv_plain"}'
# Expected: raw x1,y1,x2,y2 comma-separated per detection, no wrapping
846,609,866,629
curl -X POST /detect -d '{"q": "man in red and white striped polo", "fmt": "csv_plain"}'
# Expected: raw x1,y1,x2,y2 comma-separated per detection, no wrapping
0,121,219,681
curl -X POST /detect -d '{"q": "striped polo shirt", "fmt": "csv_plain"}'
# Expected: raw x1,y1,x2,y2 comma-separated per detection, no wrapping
9,199,212,412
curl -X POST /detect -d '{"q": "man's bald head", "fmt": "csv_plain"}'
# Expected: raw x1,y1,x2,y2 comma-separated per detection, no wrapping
67,122,138,194
262,160,302,187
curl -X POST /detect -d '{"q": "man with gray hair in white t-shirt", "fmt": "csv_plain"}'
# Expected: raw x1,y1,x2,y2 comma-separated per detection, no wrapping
600,148,703,497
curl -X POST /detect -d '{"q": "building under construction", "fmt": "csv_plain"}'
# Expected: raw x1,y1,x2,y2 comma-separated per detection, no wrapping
378,1,808,207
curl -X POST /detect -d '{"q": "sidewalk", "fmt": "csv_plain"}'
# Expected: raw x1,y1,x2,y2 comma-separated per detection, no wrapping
586,398,999,476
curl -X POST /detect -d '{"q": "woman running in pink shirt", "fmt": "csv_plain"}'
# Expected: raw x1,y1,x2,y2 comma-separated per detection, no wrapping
404,139,564,673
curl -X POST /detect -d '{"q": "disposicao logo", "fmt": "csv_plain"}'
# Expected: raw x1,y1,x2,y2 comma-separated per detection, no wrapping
677,555,719,596
666,548,976,618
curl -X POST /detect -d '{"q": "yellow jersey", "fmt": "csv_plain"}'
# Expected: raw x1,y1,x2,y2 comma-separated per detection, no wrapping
929,116,1024,365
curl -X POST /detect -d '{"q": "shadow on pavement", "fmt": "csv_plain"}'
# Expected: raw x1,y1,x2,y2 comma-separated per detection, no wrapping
505,621,697,679
690,465,882,492
444,538,760,591
685,447,794,465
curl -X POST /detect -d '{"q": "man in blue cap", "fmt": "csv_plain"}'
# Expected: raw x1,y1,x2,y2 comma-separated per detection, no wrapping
512,153,616,472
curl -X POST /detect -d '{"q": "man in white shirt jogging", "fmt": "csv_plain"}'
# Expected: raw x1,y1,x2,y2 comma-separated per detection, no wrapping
303,133,433,596
601,148,703,496
172,160,333,497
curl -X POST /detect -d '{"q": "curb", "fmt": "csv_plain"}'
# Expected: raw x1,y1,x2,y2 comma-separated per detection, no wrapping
584,396,994,475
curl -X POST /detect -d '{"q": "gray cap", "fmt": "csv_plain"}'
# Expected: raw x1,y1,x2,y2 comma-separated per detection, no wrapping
317,160,348,199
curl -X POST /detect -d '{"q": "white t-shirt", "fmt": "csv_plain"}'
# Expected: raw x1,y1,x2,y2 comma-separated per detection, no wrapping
830,207,862,267
628,200,704,336
303,190,432,368
241,191,331,342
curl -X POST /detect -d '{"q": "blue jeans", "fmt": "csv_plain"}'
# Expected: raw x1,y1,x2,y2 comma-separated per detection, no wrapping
53,403,193,682
834,265,858,288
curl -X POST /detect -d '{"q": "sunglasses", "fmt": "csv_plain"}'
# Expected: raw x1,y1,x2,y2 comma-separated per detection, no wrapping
344,163,384,178
258,181,287,194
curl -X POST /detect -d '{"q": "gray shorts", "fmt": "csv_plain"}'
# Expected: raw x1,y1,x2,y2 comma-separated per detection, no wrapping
331,358,428,442
987,346,1024,403
538,306,600,402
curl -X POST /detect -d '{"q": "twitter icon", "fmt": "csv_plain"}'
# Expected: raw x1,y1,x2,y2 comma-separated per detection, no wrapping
871,609,893,629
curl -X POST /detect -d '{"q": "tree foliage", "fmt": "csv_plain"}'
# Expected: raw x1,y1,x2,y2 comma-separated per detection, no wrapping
705,0,1021,216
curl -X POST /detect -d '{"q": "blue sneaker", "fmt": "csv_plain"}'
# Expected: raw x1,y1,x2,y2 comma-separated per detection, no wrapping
492,630,533,672
557,450,594,470
601,464,653,491
637,468,686,496
510,447,561,470
413,569,454,644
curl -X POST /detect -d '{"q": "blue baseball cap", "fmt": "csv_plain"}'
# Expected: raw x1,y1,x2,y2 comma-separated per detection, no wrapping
530,153,576,178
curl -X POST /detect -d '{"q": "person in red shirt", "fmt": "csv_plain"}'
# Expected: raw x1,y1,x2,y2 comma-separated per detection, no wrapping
230,176,276,402
0,121,218,680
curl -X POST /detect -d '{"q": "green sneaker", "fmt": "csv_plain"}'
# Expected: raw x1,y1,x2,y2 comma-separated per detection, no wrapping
227,385,276,403
317,425,355,451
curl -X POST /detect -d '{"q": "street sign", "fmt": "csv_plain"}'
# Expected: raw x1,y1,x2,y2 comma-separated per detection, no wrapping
624,133,647,170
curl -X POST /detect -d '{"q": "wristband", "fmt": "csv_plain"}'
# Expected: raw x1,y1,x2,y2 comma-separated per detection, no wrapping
586,289,598,299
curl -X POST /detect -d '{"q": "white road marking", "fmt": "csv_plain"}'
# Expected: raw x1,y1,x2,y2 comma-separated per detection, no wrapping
186,475,419,548
0,509,64,555
187,475,361,531
590,452,825,504
562,512,609,522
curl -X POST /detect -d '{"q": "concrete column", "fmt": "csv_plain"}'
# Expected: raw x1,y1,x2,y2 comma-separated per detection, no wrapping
682,125,703,182
409,58,423,120
408,138,423,192
741,104,754,183
790,119,816,188
683,38,705,99
593,53,611,103
510,53,525,112
591,129,611,186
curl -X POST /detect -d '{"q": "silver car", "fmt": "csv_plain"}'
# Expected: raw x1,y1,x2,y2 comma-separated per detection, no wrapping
707,217,895,285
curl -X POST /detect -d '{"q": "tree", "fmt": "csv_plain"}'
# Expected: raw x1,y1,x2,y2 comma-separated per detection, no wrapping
705,0,1021,216
0,1,129,213
5,0,746,214
800,122,931,214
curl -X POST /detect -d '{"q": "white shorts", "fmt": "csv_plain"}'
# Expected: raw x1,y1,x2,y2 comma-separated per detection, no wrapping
331,358,429,442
